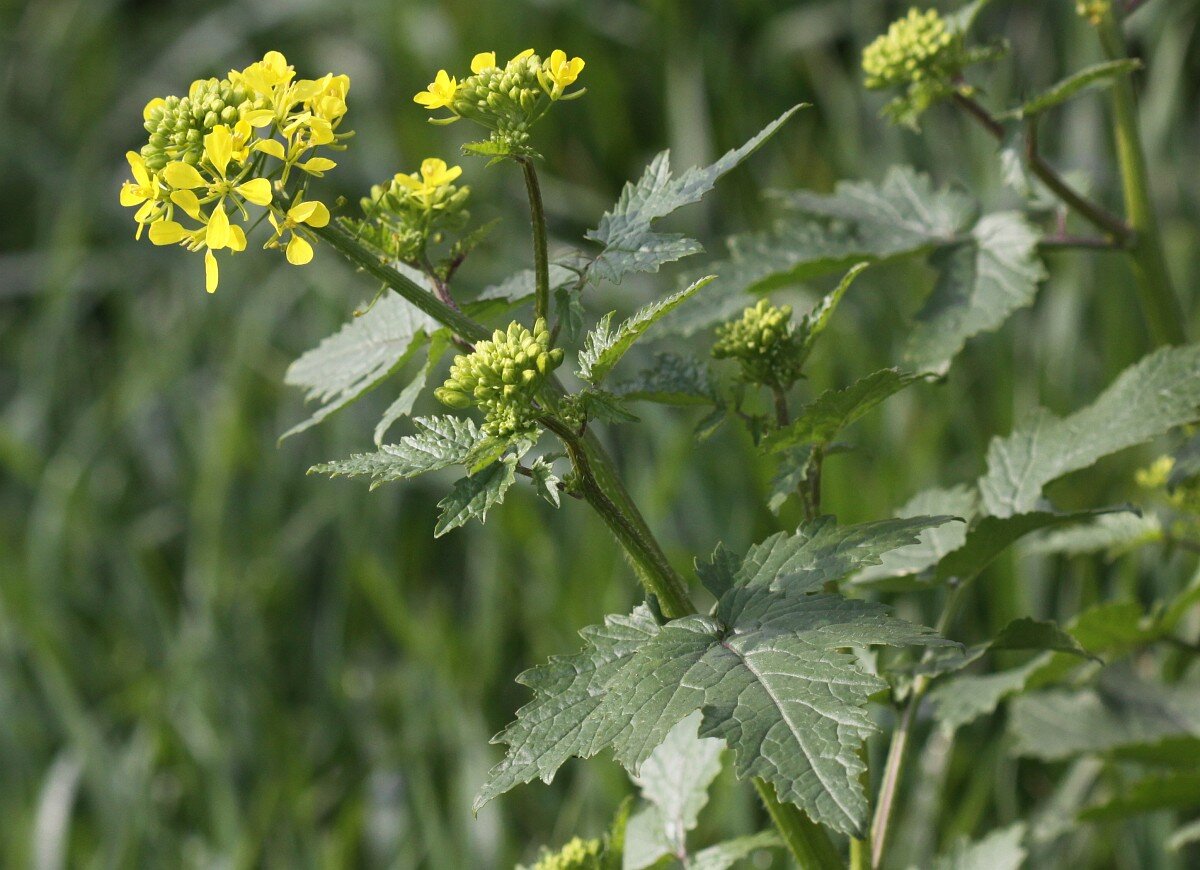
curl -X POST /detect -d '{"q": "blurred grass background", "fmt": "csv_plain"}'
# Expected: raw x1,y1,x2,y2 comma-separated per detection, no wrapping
1,0,1198,866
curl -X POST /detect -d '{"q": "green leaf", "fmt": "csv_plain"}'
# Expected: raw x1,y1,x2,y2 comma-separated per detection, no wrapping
1009,667,1200,761
624,712,723,868
853,486,978,587
474,605,662,811
1067,601,1157,656
1022,511,1163,558
374,325,452,445
434,455,517,536
612,352,714,406
979,345,1200,517
1169,431,1200,490
934,509,1128,585
1079,771,1200,821
690,832,782,870
586,106,803,285
990,617,1094,659
476,263,578,303
931,823,1027,870
311,415,486,488
597,584,952,836
577,276,715,384
1003,59,1142,120
792,262,870,365
527,456,562,508
697,515,960,599
905,212,1047,374
283,291,438,439
764,369,925,452
577,389,640,424
929,653,1064,733
767,445,816,515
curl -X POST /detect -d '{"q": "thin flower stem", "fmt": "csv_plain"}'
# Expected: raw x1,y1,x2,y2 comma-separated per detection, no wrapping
517,156,552,323
313,219,842,868
869,580,967,868
951,93,1131,242
1095,7,1187,346
1039,234,1125,251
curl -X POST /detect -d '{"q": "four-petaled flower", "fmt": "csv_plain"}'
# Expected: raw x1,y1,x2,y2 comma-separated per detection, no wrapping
119,151,168,238
394,158,463,207
540,50,585,99
414,70,458,110
267,198,331,265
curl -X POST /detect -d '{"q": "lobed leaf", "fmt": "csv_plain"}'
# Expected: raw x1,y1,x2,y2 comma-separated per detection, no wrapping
311,415,486,488
931,823,1027,870
434,455,518,536
1003,59,1142,120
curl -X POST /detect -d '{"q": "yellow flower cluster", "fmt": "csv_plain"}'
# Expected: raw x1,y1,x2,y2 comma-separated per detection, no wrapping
862,8,957,90
530,836,602,870
120,51,350,292
414,48,585,146
712,299,805,389
355,158,472,263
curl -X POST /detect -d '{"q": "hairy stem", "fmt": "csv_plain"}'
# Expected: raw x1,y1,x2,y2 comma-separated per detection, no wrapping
951,93,1131,242
517,156,552,323
869,581,966,867
1095,7,1187,346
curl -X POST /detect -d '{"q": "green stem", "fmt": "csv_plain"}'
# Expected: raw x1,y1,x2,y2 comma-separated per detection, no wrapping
869,581,967,868
517,156,552,323
756,780,844,870
310,221,488,342
315,210,841,869
1095,8,1187,346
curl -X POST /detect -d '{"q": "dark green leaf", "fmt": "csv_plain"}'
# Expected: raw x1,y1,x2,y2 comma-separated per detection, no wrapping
311,415,486,488
434,456,518,536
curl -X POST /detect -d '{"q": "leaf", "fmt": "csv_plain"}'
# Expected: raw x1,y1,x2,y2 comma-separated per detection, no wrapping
597,584,952,836
283,291,438,439
527,456,562,508
1022,511,1163,558
979,345,1200,517
474,605,662,811
764,369,925,453
476,263,578,302
577,389,640,424
577,276,715,384
767,445,816,515
931,823,1027,870
853,486,978,586
1003,59,1142,120
1079,771,1200,821
793,262,870,365
1009,667,1200,761
612,353,714,406
989,617,1094,659
905,212,1047,374
1169,431,1200,490
1169,818,1200,851
689,832,782,870
624,712,723,868
934,509,1128,586
929,654,1061,733
697,515,960,599
311,415,486,488
586,106,803,285
374,361,432,446
1067,601,1157,656
434,455,517,536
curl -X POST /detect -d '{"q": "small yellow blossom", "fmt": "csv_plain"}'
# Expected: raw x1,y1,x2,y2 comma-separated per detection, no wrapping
471,52,497,74
540,50,585,99
415,70,459,110
393,158,463,206
267,198,331,265
119,151,168,237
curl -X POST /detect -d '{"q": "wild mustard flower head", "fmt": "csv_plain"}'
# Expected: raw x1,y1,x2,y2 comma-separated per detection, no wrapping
435,319,565,438
414,48,585,150
530,837,603,870
353,158,471,264
120,51,351,292
862,8,978,127
712,299,804,389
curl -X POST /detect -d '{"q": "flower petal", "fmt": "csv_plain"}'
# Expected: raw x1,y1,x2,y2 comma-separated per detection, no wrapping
148,220,187,246
471,51,496,74
206,206,232,250
205,250,218,293
204,126,233,177
254,139,287,160
228,224,247,252
120,182,145,207
164,161,206,190
236,178,273,206
170,189,202,219
126,151,151,188
286,234,314,265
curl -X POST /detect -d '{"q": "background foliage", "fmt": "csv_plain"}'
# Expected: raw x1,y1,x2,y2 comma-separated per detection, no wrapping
1,0,1199,866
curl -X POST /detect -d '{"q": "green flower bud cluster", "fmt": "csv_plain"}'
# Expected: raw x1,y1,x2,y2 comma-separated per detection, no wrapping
356,171,470,262
453,54,544,145
140,78,264,170
712,299,804,389
862,8,958,90
434,319,564,437
531,836,602,870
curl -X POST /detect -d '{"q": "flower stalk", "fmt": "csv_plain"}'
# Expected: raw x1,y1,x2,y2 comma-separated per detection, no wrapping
517,155,552,322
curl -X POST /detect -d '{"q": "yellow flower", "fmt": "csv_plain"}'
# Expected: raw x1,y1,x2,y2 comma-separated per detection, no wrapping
540,50,585,99
393,158,463,206
146,218,247,294
471,52,497,74
509,49,535,64
236,50,295,98
414,69,458,110
119,151,167,237
267,198,331,265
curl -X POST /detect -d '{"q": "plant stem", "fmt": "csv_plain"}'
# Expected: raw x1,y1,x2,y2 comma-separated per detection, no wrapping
314,214,842,869
517,156,552,323
755,780,844,870
869,581,967,868
951,93,1132,242
1095,7,1187,346
311,221,489,342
